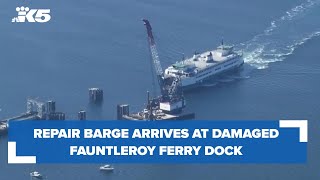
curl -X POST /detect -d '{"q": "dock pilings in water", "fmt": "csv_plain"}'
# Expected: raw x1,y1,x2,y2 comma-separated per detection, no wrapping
117,104,130,120
89,88,103,104
78,110,86,120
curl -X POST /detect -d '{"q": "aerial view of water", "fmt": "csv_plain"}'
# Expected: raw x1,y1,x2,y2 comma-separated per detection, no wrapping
0,0,319,179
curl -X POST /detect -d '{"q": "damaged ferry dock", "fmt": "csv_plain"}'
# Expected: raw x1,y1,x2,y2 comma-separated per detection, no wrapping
1,19,196,134
0,98,66,135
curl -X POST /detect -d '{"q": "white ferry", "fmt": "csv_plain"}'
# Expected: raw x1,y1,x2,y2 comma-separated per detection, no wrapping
164,42,244,88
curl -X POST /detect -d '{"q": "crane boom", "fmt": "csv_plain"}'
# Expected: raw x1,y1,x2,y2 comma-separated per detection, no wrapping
142,19,164,77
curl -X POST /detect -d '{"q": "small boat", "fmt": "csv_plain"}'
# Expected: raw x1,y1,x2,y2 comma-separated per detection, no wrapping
0,124,7,134
0,122,7,130
30,171,42,179
99,164,114,171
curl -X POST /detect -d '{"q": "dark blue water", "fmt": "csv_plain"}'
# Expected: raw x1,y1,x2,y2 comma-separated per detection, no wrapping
1,0,320,179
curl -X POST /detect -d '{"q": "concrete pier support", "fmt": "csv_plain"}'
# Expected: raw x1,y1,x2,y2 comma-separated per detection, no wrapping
78,110,86,120
89,88,103,104
46,101,56,114
117,104,130,120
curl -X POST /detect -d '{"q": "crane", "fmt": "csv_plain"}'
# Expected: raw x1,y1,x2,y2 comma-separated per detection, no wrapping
142,19,185,114
142,19,165,96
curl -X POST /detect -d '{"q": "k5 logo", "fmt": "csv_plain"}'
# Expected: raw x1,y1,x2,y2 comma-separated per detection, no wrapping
12,6,51,23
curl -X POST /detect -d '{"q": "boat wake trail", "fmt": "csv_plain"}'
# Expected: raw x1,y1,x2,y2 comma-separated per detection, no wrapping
240,0,320,69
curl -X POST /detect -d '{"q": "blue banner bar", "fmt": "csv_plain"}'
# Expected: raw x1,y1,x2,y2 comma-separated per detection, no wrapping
8,120,307,164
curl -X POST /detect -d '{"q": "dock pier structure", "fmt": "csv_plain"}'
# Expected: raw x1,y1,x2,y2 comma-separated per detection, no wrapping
1,98,67,135
27,98,46,119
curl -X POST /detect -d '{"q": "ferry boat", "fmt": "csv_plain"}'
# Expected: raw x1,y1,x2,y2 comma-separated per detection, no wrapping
164,42,244,89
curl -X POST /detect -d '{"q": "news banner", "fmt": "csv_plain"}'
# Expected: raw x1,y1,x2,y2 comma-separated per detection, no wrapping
7,120,307,164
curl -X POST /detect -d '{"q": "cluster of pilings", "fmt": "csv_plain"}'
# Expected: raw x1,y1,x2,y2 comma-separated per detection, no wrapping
46,101,87,120
89,88,103,104
38,87,104,120
26,99,88,120
45,101,65,120
1,87,107,123
30,88,104,120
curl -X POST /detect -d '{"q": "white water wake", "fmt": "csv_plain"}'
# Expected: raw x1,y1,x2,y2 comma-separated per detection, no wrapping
241,0,320,69
200,0,320,88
